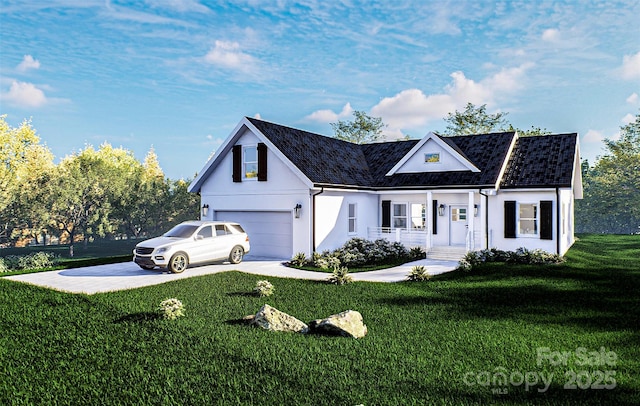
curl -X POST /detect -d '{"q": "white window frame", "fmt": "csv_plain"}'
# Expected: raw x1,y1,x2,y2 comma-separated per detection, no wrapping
517,202,539,237
243,145,258,180
392,203,408,229
348,203,357,234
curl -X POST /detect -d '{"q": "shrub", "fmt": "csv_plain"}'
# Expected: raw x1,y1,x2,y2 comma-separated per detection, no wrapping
157,298,185,320
0,258,8,273
254,280,275,297
457,247,564,271
409,246,426,261
289,252,308,267
327,266,353,285
0,252,57,271
407,265,431,282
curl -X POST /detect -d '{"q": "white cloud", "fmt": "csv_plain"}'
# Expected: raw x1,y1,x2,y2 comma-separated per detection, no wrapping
622,113,635,125
621,51,640,80
369,64,533,137
2,80,47,107
541,28,560,42
583,129,604,143
17,55,40,72
204,40,256,73
305,103,353,123
627,93,639,104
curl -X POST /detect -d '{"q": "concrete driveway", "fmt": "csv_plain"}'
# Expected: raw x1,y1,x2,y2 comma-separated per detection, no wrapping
4,258,458,294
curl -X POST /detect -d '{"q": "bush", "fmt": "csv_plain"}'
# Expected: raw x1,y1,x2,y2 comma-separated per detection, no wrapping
0,252,57,271
0,258,8,273
157,298,185,320
409,246,426,261
254,280,275,297
407,265,431,282
289,252,308,267
457,247,564,271
327,266,353,285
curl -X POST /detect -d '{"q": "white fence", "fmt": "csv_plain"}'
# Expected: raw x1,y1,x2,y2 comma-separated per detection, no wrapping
367,227,427,248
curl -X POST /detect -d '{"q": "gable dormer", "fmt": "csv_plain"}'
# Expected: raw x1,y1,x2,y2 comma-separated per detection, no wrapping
385,132,480,176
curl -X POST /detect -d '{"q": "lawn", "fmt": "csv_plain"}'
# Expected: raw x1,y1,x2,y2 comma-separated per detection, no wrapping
0,234,639,405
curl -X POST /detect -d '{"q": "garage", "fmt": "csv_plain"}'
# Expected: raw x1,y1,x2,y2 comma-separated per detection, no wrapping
214,211,293,260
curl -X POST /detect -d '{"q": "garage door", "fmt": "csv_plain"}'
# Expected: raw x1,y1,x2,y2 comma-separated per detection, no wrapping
215,211,293,260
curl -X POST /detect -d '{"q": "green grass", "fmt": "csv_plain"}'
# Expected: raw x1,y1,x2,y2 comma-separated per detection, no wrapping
1,234,639,405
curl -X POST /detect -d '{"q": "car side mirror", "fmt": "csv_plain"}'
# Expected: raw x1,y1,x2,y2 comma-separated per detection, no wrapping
196,235,204,240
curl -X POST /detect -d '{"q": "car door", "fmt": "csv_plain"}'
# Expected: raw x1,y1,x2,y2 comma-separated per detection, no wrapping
190,225,215,264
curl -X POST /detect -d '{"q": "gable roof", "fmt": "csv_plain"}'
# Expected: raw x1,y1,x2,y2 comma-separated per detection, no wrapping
500,133,578,188
191,117,579,192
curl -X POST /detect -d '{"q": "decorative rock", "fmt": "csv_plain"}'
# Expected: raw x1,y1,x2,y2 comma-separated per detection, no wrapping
252,304,309,334
308,310,367,338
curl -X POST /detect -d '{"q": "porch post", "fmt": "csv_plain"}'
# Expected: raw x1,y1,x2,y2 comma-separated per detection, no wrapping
468,191,475,251
426,191,433,252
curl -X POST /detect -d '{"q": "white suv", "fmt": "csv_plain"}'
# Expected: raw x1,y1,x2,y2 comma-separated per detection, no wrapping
133,221,250,273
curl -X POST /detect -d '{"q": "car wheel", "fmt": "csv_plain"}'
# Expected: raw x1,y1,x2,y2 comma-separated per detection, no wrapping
229,246,244,264
168,252,188,273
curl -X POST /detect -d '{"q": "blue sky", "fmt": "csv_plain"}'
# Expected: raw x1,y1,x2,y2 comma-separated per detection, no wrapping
1,0,639,180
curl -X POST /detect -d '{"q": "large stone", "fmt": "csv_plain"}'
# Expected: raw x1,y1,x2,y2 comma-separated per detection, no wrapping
308,310,368,338
252,304,309,334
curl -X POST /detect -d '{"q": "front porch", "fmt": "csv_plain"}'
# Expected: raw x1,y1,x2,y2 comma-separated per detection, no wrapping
367,227,480,261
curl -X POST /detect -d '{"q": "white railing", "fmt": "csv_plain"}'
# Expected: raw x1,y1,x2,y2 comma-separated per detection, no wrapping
367,227,427,248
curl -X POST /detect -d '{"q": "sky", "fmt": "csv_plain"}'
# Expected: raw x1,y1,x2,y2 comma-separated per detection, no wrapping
1,0,639,180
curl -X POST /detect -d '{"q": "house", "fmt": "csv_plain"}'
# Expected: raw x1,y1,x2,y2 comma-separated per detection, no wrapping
188,117,582,260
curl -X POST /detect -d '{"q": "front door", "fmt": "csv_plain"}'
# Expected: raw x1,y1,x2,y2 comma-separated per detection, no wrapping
449,206,468,246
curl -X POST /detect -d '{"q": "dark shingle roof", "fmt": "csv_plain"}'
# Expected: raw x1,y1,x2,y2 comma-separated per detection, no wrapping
500,133,577,188
247,117,575,190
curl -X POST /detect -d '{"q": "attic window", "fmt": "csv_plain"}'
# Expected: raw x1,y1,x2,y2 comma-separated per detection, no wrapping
424,152,440,163
243,146,258,179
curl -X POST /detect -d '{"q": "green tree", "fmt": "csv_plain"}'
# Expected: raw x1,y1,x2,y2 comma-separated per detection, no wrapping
576,111,640,233
0,116,55,245
331,111,386,144
443,103,510,135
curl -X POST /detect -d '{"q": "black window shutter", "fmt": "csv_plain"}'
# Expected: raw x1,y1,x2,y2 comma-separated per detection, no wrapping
257,143,267,181
540,200,553,240
232,145,242,183
432,200,438,235
504,201,516,238
381,200,391,230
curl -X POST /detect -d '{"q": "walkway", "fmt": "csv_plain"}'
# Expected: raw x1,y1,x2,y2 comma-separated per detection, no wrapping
4,258,459,295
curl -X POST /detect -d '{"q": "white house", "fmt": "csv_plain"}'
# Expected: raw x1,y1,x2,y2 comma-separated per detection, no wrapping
188,117,583,260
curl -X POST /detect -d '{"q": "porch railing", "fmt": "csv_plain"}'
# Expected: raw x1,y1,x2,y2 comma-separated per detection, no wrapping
367,227,427,248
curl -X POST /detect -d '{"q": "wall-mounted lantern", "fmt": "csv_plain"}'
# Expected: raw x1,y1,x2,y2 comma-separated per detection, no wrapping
474,204,479,217
202,204,209,217
438,204,445,216
294,203,302,219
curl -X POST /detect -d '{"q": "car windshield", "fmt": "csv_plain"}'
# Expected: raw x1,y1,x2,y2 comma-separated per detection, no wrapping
163,224,199,238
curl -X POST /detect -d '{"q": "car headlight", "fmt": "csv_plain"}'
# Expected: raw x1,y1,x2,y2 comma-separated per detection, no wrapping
156,247,168,254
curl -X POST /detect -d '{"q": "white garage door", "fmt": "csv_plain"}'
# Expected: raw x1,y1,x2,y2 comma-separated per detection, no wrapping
215,211,293,260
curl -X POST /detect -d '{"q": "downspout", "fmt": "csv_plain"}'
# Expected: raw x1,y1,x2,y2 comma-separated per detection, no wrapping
311,186,324,252
479,189,489,249
556,187,561,255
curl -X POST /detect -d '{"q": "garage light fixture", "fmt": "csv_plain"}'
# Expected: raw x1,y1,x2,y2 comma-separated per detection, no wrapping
438,204,445,216
202,204,209,217
294,203,302,218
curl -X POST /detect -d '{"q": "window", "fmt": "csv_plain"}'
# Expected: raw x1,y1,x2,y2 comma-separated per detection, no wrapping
410,203,425,229
518,203,538,235
215,224,229,236
243,146,258,179
197,226,213,239
393,203,407,229
451,207,467,222
424,152,440,163
348,203,357,233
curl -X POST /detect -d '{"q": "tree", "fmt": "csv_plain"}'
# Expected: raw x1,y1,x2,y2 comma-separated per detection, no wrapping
443,103,510,136
576,111,640,233
331,111,386,144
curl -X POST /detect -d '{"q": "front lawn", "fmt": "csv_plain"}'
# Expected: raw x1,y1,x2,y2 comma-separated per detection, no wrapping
0,234,638,404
